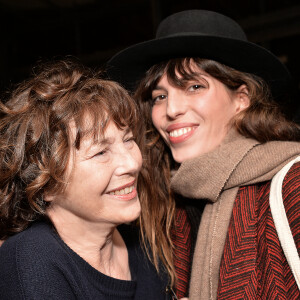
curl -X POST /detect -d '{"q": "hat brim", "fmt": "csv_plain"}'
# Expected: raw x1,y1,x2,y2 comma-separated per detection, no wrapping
107,34,292,101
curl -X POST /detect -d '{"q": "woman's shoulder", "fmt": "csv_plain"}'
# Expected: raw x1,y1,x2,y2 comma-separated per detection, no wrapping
280,160,300,203
0,221,67,281
276,160,300,250
2,221,48,248
0,221,59,257
0,221,78,299
281,160,300,207
283,160,300,183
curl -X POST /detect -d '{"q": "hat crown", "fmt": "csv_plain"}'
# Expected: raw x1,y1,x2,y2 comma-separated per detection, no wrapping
108,10,291,103
156,10,247,41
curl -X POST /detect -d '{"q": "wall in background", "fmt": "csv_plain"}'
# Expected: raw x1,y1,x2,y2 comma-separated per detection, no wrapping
0,0,299,118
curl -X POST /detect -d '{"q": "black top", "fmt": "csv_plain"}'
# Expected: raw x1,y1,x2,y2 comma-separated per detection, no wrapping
0,221,170,299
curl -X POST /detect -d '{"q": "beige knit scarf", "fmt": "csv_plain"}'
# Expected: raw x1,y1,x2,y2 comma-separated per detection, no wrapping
170,130,300,300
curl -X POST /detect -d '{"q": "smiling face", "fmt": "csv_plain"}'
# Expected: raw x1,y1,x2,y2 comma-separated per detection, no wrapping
151,66,249,163
46,120,142,229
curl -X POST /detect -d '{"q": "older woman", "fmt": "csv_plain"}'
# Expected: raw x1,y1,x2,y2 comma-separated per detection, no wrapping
107,10,300,300
0,59,170,299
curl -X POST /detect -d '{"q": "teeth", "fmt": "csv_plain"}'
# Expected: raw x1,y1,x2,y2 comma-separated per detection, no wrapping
109,185,134,196
169,127,192,137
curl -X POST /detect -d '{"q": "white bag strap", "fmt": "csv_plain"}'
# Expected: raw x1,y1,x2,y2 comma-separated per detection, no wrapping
270,156,300,290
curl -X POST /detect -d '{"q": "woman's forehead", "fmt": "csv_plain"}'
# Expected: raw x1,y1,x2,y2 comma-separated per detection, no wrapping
154,64,209,88
69,115,133,146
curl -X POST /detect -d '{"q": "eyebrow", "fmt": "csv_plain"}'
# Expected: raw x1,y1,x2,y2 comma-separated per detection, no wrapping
152,85,166,91
95,138,111,145
93,127,132,144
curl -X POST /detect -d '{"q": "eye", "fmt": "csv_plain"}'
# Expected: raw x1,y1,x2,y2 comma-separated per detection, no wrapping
94,148,108,157
152,94,167,104
187,84,205,92
125,136,134,142
124,135,136,148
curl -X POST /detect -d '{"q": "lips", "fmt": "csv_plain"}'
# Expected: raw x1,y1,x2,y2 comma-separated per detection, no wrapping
107,180,138,200
169,126,193,137
109,185,134,196
166,123,198,144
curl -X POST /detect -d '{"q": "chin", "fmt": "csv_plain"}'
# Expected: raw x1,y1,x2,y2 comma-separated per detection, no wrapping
172,151,195,163
172,145,211,162
120,202,141,224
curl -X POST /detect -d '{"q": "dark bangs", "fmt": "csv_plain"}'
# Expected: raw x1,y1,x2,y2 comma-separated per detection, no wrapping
138,58,203,103
137,57,258,104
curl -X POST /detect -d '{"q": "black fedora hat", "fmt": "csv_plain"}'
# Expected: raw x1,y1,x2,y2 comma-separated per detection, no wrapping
107,10,292,102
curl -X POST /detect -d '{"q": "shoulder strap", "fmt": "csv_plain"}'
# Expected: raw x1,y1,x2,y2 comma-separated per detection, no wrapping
270,156,300,290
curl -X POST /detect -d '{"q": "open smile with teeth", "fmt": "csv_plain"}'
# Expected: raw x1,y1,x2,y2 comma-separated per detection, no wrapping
169,127,193,137
109,185,134,196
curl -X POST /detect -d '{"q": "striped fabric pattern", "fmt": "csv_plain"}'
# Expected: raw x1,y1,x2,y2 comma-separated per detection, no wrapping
171,207,192,299
218,162,300,299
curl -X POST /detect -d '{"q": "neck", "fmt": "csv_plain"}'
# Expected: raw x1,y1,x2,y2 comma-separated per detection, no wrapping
47,207,131,280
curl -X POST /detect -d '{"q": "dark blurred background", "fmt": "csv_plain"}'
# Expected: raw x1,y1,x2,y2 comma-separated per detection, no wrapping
0,0,300,117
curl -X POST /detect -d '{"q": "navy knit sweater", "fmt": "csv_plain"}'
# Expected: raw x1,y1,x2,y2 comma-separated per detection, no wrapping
0,221,170,299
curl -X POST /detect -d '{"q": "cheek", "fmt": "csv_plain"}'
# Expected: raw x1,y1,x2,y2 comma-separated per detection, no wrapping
205,95,237,125
77,171,106,194
72,163,110,194
151,106,163,130
134,145,143,171
219,102,239,125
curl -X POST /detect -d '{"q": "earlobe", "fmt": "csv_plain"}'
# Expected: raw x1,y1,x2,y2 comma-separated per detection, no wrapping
235,85,250,113
44,193,54,203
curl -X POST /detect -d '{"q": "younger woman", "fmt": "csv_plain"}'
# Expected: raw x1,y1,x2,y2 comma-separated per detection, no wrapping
108,10,300,299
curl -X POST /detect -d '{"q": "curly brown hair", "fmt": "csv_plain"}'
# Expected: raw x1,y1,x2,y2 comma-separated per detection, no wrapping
0,58,141,240
134,57,300,287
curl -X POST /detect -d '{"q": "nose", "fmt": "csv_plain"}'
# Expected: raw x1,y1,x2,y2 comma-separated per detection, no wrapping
166,91,187,119
115,145,142,176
